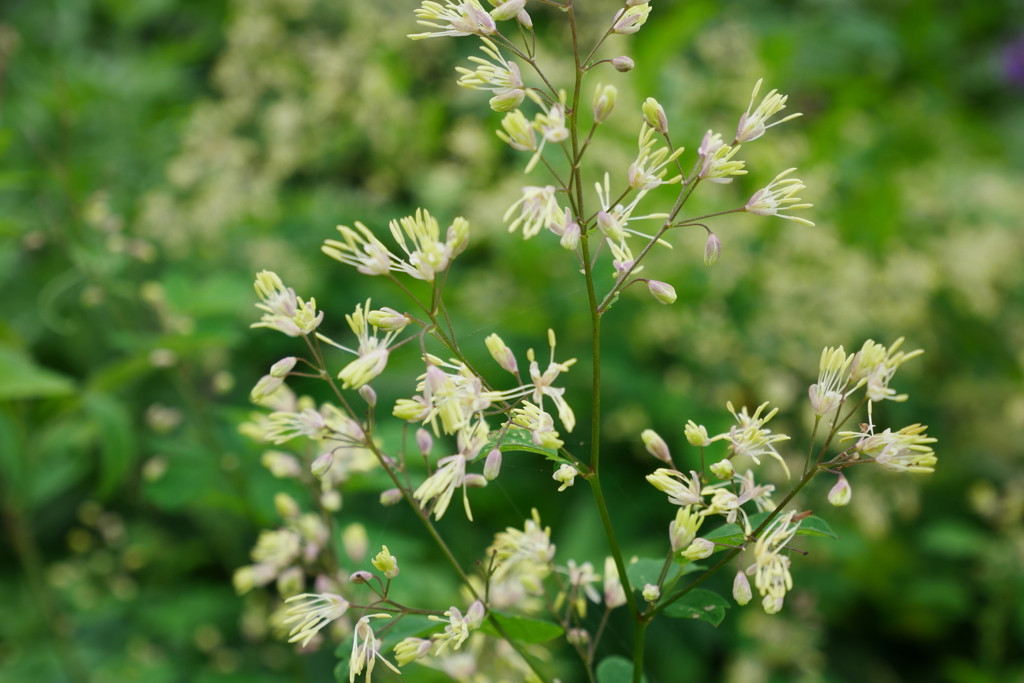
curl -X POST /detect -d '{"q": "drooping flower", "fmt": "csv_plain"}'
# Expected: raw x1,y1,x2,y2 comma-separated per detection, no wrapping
504,186,562,239
841,423,937,473
744,168,814,226
283,593,350,647
413,453,471,520
430,601,485,653
488,509,555,594
628,124,684,191
669,505,704,551
735,78,802,143
410,0,497,39
808,345,854,416
696,131,746,183
371,545,400,579
849,338,924,404
750,511,801,613
456,38,525,111
553,464,579,491
349,615,400,683
719,402,791,478
252,271,323,337
646,468,703,506
394,638,432,666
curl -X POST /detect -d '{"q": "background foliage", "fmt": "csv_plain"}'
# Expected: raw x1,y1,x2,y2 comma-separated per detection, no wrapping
1,0,1023,682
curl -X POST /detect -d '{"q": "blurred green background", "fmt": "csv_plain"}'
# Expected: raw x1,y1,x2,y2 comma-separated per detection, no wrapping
2,0,1023,682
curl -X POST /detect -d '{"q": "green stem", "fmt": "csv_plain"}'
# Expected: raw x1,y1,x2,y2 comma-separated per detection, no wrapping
631,620,649,683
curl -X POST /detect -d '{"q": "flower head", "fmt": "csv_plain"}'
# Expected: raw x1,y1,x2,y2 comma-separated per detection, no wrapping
720,402,791,478
849,337,923,404
430,601,485,653
371,545,400,579
553,464,579,491
252,271,323,337
841,423,937,473
603,556,627,608
349,615,400,683
669,505,704,551
489,509,554,594
612,3,651,34
456,38,525,111
410,0,497,39
735,78,802,143
283,593,350,647
646,468,702,506
697,131,746,183
808,345,854,416
744,168,814,226
751,511,801,612
628,124,684,191
504,186,562,239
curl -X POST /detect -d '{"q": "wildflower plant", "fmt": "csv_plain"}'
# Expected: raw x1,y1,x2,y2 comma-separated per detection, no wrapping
235,2,936,682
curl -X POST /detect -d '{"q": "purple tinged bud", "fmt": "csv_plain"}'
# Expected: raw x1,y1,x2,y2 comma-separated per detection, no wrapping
560,221,580,250
416,428,433,456
358,385,377,407
516,9,532,28
490,0,525,21
379,488,403,506
612,55,635,72
349,570,374,584
646,280,677,305
270,357,297,378
466,600,486,629
464,473,488,488
703,232,722,266
641,429,672,464
828,473,852,506
733,570,752,605
311,451,335,478
484,448,502,480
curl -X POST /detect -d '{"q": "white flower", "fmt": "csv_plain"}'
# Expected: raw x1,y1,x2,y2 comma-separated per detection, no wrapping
646,468,702,506
612,3,651,34
735,78,802,143
394,638,432,666
628,124,684,191
719,402,791,478
593,83,618,124
681,538,714,561
413,454,472,520
808,345,854,416
410,0,497,39
696,131,746,184
504,186,562,239
553,464,579,491
251,529,301,568
389,209,453,282
456,38,525,111
349,615,400,683
251,271,323,337
709,459,734,480
496,109,538,156
488,509,554,594
371,545,400,579
751,512,801,611
744,168,814,226
642,584,660,602
849,337,924,404
322,222,394,276
702,488,741,523
669,505,703,551
603,557,627,608
525,329,577,432
430,601,485,653
510,401,563,450
841,423,937,473
283,593,350,647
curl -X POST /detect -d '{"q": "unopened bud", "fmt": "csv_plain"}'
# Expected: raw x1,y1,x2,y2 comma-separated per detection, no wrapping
612,55,635,72
274,493,300,520
342,523,369,563
447,217,471,257
270,357,297,378
250,374,283,402
646,280,677,305
709,459,735,479
490,0,525,21
371,545,400,579
641,429,672,464
465,473,488,488
349,570,373,584
703,232,722,266
560,221,580,250
566,628,590,646
380,488,403,506
320,489,342,511
681,537,714,561
516,9,532,28
484,448,503,480
311,451,335,479
642,583,661,602
416,428,433,456
367,307,410,332
684,420,711,447
828,473,852,506
485,333,518,373
359,385,377,407
642,97,669,135
733,570,752,606
592,83,617,124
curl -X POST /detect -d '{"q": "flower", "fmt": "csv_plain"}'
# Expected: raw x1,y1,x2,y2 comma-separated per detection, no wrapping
456,38,525,111
732,570,752,606
643,584,660,602
394,638,432,666
489,0,526,22
489,509,555,593
510,401,563,450
641,97,668,135
349,615,400,682
744,168,814,226
849,337,924,404
669,505,703,551
720,402,791,478
628,124,684,190
641,429,672,464
593,83,617,124
603,557,627,608
709,459,734,479
525,329,577,431
413,453,472,520
251,529,301,568
322,222,394,276
504,186,562,239
808,345,854,416
751,511,801,612
681,538,714,561
842,423,937,473
735,78,802,144
735,469,776,513
496,109,538,163
334,299,400,389
702,488,741,523
696,131,746,183
389,209,453,282
553,464,579,491
430,601,485,653
252,271,323,337
828,474,852,506
612,3,651,34
371,545,400,579
646,468,702,506
283,593,350,647
410,0,497,39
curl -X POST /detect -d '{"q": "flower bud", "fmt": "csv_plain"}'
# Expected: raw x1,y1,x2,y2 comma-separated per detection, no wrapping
646,280,677,305
349,570,373,584
626,0,650,5
681,538,715,561
342,523,369,564
250,374,283,402
380,488,403,507
464,473,488,488
277,566,304,598
393,397,430,421
596,211,625,241
642,97,669,135
261,451,302,478
762,594,784,614
270,357,297,378
642,583,661,602
732,570,752,606
669,506,703,551
560,221,580,250
320,489,342,511
612,4,651,35
566,628,590,646
612,55,635,72
311,451,335,479
446,216,471,257
592,83,617,124
416,428,433,456
489,88,526,112
395,638,432,666
641,429,672,464
828,473,852,506
703,232,722,266
553,464,579,492
274,493,300,520
371,545,400,579
710,459,735,480
358,385,377,407
483,448,503,480
684,420,711,447
490,0,525,21
485,333,518,373
367,307,410,332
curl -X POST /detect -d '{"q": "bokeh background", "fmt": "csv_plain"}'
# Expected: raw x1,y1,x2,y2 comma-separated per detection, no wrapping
2,0,1024,682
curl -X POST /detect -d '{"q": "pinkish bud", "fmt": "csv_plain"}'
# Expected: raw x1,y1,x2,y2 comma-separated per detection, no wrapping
484,448,502,480
358,385,377,407
646,280,677,305
349,570,374,584
416,428,433,456
311,451,335,478
612,56,635,72
703,232,722,266
380,488,403,507
464,474,488,488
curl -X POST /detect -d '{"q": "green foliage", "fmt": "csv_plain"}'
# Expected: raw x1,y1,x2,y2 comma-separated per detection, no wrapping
661,588,731,627
478,612,564,644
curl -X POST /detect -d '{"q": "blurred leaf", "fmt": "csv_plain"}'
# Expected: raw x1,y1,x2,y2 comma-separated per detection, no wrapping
478,612,563,644
703,512,838,550
473,428,563,464
82,392,136,498
0,410,21,485
920,521,988,558
661,588,730,627
596,655,649,683
0,345,75,400
27,417,93,507
626,557,704,589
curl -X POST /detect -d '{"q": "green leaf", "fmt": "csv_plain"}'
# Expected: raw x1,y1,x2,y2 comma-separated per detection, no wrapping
82,392,136,498
630,557,706,582
0,345,75,401
661,588,730,626
701,512,839,553
473,428,563,464
478,612,564,644
596,655,648,683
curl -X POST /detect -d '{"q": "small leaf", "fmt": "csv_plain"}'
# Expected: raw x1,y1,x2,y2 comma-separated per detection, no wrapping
794,515,839,539
473,428,564,464
596,655,648,683
701,512,838,553
478,612,563,644
83,393,136,498
661,588,730,626
0,345,75,401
